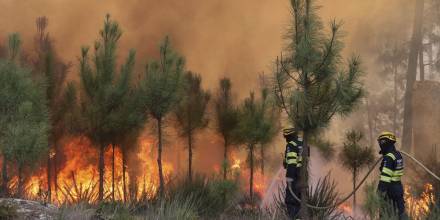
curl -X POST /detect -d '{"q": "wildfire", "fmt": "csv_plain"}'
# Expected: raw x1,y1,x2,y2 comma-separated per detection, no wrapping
404,183,435,219
21,136,174,204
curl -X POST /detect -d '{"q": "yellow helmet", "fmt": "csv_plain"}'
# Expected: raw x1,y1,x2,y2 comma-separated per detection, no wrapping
377,131,396,142
283,127,297,137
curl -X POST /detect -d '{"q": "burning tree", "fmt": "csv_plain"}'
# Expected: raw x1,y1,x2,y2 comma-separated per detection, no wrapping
77,15,136,201
0,33,49,197
236,90,277,203
339,130,374,215
214,78,239,180
174,71,210,181
140,36,184,197
272,0,364,217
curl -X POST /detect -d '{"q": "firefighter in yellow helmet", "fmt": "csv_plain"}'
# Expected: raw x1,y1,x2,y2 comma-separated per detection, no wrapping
282,128,303,219
377,131,406,219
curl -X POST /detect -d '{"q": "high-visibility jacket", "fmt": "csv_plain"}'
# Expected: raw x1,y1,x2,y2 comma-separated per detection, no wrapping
378,150,404,191
284,138,303,179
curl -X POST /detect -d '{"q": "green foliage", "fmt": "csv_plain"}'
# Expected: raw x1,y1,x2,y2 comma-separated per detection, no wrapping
141,36,184,120
96,202,135,220
339,130,375,175
273,0,364,132
0,34,49,196
78,14,135,144
215,78,239,145
272,175,345,220
175,71,210,137
166,175,239,217
310,137,335,160
363,181,400,220
236,92,276,146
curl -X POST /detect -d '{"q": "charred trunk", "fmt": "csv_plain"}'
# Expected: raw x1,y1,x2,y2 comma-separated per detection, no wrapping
260,145,265,176
188,132,193,181
47,152,51,202
223,137,228,180
249,144,254,203
98,142,105,201
112,144,115,201
122,147,127,203
17,164,23,198
2,155,8,197
157,117,165,197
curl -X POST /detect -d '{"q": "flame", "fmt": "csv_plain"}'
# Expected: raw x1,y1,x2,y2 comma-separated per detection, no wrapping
339,203,353,215
21,136,174,204
404,183,435,219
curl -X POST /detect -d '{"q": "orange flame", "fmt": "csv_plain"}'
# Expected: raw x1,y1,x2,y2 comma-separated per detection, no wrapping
22,136,173,204
405,183,435,219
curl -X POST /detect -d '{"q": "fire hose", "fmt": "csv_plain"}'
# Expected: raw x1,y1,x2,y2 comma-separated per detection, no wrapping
286,150,440,210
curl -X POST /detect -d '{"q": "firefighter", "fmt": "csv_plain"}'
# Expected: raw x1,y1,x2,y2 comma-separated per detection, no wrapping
283,128,303,219
377,131,406,219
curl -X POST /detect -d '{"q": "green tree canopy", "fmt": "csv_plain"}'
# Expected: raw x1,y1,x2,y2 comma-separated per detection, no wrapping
175,71,210,181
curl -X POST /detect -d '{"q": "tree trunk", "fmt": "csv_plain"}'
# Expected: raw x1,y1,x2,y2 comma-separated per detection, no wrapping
419,49,425,81
353,168,357,216
366,99,374,148
393,66,398,136
260,145,265,176
122,147,127,203
47,152,51,202
54,147,58,198
249,144,254,203
112,144,115,201
17,164,23,198
223,137,228,180
299,131,310,219
188,132,193,181
98,142,105,201
2,155,8,197
157,118,165,198
402,0,424,152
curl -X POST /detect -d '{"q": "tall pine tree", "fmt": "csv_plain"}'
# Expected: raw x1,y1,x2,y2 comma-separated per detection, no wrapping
273,0,364,217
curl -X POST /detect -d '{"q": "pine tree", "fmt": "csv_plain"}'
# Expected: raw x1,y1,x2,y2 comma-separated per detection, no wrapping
32,16,72,202
402,0,424,152
273,0,364,217
214,78,239,180
339,130,374,215
236,91,277,203
78,15,135,201
140,36,184,197
0,33,49,197
174,71,210,181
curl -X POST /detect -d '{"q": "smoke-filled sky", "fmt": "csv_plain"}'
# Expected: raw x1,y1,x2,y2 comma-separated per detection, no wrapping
0,0,415,201
0,0,412,95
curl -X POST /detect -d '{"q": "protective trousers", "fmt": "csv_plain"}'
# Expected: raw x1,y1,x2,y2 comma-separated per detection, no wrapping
285,180,301,219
